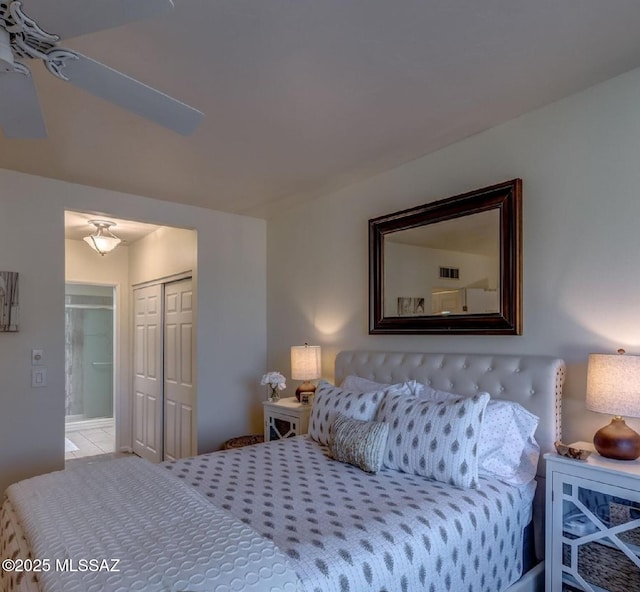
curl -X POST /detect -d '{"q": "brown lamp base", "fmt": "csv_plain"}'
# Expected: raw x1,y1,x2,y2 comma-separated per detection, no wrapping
593,416,640,460
295,381,316,402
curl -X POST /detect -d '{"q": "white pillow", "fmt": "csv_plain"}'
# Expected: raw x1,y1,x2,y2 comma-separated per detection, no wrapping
477,400,540,485
340,375,425,397
309,381,394,445
415,385,540,485
419,385,464,402
376,390,490,488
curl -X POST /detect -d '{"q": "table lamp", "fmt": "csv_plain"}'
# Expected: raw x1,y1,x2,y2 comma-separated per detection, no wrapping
586,349,640,460
291,343,321,402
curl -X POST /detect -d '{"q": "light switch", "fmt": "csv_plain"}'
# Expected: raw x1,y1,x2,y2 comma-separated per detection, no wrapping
31,367,47,387
32,349,44,365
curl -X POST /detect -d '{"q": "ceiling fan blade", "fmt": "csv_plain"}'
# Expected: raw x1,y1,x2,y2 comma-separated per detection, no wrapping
20,0,174,40
57,51,203,135
0,68,47,138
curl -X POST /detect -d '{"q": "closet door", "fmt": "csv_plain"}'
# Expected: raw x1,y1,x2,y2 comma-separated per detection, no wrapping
163,278,194,461
132,284,163,462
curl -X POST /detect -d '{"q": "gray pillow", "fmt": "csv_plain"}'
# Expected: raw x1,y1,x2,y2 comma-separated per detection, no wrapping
376,390,490,488
329,413,390,473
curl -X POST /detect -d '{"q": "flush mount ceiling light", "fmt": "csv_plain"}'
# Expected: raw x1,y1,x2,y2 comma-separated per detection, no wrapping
83,219,121,256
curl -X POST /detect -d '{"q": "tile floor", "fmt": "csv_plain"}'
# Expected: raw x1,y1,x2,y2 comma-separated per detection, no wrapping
65,425,115,461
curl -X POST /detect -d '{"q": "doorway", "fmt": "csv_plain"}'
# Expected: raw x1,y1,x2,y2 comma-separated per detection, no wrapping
64,283,115,459
64,211,198,464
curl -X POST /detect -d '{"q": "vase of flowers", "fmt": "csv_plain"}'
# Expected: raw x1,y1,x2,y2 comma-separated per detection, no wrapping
261,371,286,401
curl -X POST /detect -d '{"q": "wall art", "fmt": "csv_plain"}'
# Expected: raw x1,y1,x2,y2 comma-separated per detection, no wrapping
0,271,19,332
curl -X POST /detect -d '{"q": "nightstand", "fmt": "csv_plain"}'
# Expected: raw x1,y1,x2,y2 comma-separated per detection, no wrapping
263,397,312,441
545,447,640,592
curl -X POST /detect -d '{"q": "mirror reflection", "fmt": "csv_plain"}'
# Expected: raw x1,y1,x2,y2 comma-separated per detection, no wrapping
369,178,521,335
384,210,500,317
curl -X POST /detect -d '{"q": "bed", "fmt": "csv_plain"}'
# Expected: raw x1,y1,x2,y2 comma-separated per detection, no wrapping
1,350,565,592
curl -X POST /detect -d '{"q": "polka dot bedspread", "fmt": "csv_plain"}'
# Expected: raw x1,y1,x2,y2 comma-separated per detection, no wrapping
165,436,535,592
1,436,534,592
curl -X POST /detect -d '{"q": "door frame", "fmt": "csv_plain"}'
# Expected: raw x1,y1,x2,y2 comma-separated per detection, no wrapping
132,271,192,291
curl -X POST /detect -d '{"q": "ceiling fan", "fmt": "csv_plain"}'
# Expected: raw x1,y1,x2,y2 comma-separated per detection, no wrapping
0,0,203,138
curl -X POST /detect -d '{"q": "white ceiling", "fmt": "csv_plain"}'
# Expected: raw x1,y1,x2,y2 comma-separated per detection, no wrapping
64,210,161,243
5,0,640,219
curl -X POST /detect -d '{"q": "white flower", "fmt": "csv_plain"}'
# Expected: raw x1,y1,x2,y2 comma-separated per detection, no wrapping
260,371,286,390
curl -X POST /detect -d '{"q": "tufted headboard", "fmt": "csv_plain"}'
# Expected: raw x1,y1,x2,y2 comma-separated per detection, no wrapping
335,350,565,561
335,350,566,478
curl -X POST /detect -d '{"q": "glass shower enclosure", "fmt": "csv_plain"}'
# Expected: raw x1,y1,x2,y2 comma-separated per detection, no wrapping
65,284,114,425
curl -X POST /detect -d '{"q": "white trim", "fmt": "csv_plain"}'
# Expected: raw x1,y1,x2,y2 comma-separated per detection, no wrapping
132,270,192,290
65,304,114,310
65,417,114,432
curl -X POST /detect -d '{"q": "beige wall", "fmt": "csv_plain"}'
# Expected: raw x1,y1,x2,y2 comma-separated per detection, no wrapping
266,66,640,445
0,172,266,494
129,226,197,286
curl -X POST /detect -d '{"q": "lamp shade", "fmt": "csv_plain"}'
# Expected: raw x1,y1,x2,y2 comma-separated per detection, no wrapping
83,234,121,255
291,344,321,380
586,353,640,418
83,220,122,256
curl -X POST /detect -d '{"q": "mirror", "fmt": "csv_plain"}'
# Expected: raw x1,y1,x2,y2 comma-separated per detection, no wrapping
369,179,522,334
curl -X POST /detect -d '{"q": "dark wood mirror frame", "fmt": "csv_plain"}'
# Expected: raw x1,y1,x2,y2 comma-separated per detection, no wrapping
369,179,522,335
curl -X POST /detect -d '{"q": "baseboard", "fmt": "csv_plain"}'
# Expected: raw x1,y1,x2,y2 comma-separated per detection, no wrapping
65,417,114,432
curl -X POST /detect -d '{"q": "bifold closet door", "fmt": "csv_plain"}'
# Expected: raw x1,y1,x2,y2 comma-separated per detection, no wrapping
163,278,194,461
132,284,163,463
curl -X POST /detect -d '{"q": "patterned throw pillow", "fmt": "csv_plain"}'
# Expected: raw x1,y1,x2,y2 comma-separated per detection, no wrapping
309,381,394,445
328,413,390,473
376,391,490,488
413,385,540,485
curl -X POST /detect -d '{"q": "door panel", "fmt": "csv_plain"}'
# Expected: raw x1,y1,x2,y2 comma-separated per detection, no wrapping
163,278,194,461
164,399,177,460
132,284,163,462
180,405,193,456
181,324,193,385
135,325,145,375
146,324,159,379
134,391,144,449
165,323,177,382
